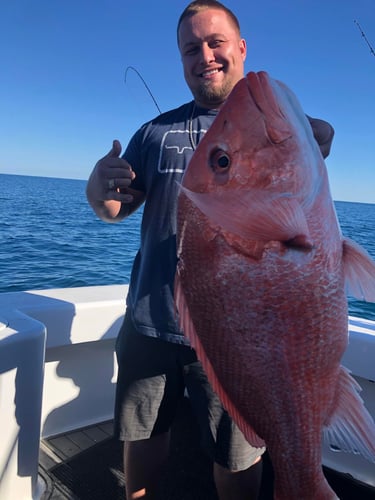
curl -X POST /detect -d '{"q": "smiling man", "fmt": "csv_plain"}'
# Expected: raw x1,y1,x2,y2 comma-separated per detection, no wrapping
178,3,246,108
86,2,334,499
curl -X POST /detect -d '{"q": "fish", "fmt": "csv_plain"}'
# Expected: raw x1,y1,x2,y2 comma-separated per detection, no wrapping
175,71,375,500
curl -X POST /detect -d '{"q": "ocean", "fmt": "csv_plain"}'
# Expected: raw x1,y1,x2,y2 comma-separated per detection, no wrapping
1,173,374,321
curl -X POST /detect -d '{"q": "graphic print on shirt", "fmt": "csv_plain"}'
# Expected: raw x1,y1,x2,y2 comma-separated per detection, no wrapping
157,127,207,174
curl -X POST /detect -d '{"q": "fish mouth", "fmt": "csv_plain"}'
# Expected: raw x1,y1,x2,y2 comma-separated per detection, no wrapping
244,71,292,144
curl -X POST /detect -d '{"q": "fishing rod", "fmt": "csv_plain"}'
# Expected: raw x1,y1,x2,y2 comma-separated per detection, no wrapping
354,20,375,58
124,66,162,115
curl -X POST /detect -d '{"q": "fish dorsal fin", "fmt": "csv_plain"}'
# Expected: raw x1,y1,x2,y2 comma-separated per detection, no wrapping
343,238,375,301
323,366,375,462
179,185,313,248
174,272,265,449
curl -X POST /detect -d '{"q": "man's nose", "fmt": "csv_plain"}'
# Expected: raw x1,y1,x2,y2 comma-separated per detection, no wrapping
200,43,215,64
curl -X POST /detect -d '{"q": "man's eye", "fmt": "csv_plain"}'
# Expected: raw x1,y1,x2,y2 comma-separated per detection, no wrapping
209,40,224,48
185,47,199,56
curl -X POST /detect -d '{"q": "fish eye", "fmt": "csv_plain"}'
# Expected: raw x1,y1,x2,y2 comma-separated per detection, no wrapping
210,149,231,173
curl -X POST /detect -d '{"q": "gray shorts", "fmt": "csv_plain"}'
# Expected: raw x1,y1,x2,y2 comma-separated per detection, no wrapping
114,311,264,470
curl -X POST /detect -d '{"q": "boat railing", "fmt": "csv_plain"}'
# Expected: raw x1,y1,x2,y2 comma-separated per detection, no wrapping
0,284,374,499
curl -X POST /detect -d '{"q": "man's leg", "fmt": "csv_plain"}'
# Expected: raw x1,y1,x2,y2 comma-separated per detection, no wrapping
115,313,187,499
124,431,170,500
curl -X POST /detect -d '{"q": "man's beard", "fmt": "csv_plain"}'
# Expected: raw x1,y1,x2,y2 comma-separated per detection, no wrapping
195,78,233,106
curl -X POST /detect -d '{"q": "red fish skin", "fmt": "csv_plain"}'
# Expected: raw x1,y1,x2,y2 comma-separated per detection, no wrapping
175,72,375,499
176,195,346,500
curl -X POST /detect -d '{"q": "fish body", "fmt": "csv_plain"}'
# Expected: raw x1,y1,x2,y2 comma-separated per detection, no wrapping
175,71,375,499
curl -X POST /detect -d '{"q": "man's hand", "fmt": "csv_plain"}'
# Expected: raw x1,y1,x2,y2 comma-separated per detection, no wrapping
90,139,136,204
86,140,144,221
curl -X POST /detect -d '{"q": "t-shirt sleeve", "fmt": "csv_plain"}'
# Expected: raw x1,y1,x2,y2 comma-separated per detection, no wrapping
122,128,146,193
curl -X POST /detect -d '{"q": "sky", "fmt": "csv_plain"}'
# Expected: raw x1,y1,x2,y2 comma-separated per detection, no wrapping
0,0,374,203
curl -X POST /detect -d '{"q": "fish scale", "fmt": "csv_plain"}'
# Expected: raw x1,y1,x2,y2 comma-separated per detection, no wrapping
175,71,375,499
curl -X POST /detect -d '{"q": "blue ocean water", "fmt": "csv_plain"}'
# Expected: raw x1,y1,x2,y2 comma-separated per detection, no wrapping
0,173,141,291
1,173,374,320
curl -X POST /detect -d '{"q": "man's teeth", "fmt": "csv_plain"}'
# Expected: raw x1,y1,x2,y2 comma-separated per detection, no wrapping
202,69,219,77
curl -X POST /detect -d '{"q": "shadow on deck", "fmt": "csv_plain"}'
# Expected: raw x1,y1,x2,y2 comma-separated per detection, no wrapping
39,397,374,500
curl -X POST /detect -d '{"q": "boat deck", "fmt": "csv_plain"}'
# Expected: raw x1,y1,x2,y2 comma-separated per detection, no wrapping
38,398,375,500
39,420,116,499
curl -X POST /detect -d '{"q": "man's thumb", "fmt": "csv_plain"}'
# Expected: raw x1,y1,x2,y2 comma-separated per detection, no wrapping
106,139,122,158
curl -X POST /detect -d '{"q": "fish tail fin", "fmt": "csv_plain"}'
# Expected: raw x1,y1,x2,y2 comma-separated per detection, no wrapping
323,366,375,463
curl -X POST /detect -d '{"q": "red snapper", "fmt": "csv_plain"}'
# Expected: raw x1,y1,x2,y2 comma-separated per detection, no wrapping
175,71,375,500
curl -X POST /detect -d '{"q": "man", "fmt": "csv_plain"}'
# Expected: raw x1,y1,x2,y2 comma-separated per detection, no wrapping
86,2,334,499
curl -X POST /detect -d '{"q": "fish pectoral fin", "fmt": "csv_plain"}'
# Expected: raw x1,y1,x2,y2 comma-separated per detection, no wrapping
179,186,313,247
323,366,375,463
343,238,375,302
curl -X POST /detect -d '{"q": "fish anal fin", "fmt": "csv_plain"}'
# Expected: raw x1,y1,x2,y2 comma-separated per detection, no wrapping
343,238,375,302
324,366,375,463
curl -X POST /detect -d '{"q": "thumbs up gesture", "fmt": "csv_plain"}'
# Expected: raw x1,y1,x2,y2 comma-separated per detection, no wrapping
86,140,141,220
100,140,136,198
87,140,136,202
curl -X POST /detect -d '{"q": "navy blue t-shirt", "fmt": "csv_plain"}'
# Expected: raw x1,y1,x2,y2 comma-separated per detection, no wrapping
123,101,217,344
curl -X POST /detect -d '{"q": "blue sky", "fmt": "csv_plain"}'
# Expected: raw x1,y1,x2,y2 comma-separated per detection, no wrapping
0,0,374,203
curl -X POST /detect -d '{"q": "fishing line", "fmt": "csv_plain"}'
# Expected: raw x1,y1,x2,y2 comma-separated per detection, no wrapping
124,66,162,115
354,20,375,58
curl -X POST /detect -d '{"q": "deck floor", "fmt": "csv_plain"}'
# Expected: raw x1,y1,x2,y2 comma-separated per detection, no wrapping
39,420,115,499
38,400,375,500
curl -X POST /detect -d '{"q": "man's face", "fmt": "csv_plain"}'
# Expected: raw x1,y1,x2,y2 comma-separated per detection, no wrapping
178,8,246,109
